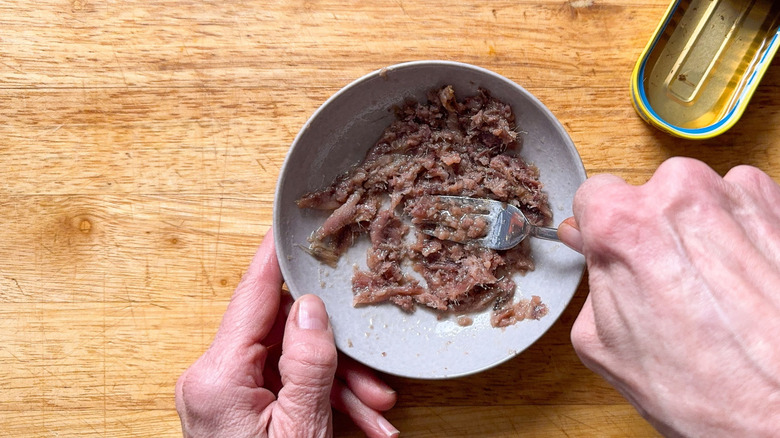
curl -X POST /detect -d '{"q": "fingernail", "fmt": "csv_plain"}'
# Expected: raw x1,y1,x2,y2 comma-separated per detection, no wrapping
558,217,584,254
377,416,399,437
297,295,329,331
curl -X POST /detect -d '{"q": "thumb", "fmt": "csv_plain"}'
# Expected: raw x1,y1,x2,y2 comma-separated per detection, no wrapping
274,294,338,435
558,216,583,253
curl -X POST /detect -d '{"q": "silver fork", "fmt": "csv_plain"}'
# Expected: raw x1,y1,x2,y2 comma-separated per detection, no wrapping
417,195,560,250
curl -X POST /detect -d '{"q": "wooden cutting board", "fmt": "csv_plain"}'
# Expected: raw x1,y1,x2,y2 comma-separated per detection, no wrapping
2,1,779,436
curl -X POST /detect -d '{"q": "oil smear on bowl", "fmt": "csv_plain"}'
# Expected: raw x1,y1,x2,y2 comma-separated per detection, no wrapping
631,0,780,139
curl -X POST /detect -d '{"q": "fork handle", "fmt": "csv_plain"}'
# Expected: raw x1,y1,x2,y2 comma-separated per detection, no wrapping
530,225,560,242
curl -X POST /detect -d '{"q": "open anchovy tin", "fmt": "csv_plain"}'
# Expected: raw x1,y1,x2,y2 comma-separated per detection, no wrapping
631,0,780,139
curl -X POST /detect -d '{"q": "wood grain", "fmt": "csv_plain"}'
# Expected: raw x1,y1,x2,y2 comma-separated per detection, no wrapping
2,0,779,436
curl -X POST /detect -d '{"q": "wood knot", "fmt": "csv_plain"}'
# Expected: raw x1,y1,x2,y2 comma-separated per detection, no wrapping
78,219,92,234
64,214,95,234
71,0,88,11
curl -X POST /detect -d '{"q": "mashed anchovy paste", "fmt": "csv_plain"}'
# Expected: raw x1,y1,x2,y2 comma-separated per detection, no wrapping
296,86,551,327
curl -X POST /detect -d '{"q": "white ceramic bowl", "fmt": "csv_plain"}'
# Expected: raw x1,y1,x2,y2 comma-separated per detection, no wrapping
274,60,586,379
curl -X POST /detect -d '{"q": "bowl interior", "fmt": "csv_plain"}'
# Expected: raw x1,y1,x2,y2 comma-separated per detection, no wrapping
274,61,586,379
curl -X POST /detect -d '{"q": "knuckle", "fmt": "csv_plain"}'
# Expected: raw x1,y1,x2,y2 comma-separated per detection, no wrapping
644,158,733,221
653,157,720,195
294,340,338,369
281,340,338,384
726,164,772,189
656,156,707,178
724,165,780,220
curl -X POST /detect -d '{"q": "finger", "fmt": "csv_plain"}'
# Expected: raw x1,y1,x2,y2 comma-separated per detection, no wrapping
572,173,628,221
263,342,283,394
260,291,294,395
212,232,282,352
331,381,399,438
264,290,295,349
557,216,583,253
336,354,397,412
570,174,634,256
275,294,338,432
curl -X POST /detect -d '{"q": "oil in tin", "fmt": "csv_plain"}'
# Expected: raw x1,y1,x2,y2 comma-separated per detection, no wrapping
641,0,780,130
